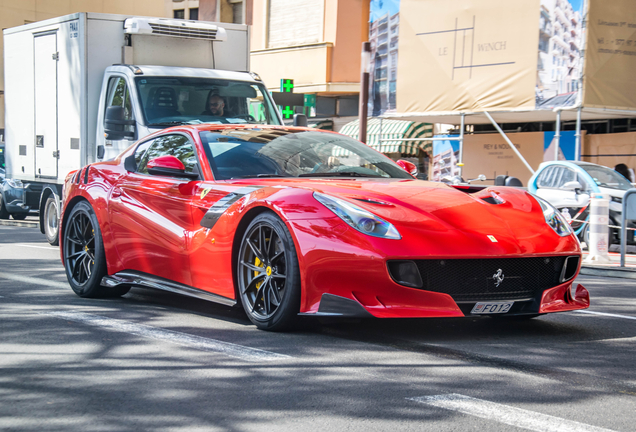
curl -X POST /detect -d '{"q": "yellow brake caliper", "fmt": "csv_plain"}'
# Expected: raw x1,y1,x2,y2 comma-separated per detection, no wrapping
254,257,263,290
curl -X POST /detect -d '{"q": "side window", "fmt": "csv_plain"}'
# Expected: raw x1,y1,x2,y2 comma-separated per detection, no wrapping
537,167,555,188
105,77,134,121
136,134,198,176
558,168,575,187
134,138,154,169
551,167,565,188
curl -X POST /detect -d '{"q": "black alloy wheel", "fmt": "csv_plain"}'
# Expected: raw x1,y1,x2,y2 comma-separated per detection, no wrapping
63,200,128,298
237,212,300,331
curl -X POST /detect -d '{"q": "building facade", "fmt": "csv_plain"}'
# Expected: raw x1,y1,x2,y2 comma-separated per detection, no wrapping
249,0,369,129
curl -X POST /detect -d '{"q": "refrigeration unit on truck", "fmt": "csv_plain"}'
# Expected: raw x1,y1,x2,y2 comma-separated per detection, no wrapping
1,12,283,244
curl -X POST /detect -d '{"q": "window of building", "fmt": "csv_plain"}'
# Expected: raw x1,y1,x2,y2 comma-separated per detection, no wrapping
174,9,185,19
189,8,199,20
268,0,323,48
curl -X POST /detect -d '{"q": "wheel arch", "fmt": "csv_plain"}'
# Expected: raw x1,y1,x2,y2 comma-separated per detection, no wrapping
59,196,90,256
230,206,272,304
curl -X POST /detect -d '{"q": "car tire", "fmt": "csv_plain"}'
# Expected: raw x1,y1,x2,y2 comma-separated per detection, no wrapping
44,196,60,246
237,212,301,331
0,196,9,220
11,213,27,221
63,200,129,298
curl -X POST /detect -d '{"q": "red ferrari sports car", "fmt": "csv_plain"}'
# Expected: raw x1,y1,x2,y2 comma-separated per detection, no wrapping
60,124,589,330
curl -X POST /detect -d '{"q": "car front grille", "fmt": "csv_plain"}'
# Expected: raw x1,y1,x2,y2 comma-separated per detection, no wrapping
412,257,571,302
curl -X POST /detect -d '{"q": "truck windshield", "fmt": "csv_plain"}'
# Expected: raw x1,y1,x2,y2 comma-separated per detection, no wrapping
135,77,281,127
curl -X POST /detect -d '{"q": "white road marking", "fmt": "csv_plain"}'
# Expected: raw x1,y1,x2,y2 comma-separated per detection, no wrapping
13,243,59,250
574,310,636,321
409,394,614,432
0,272,69,289
41,311,292,363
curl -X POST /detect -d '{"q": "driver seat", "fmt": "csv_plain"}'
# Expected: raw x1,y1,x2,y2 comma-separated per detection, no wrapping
146,87,181,120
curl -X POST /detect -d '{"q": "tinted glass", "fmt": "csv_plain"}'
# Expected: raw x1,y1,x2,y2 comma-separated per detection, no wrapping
580,164,632,190
137,134,198,175
199,129,413,180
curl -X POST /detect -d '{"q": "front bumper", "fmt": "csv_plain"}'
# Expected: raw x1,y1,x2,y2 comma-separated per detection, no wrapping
1,181,42,214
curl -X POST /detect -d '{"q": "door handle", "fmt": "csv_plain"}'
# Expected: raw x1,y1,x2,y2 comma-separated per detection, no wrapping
111,187,122,198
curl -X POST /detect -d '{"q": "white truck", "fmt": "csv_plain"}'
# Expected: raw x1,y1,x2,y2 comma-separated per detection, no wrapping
1,12,285,244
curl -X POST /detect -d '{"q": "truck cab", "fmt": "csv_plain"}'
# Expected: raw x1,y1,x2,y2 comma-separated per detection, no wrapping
2,13,285,244
96,66,282,160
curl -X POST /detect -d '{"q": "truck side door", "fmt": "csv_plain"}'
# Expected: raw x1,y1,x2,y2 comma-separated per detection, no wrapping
34,32,58,178
100,76,137,160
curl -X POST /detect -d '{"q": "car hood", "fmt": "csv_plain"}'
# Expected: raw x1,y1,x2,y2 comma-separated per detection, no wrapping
236,177,543,234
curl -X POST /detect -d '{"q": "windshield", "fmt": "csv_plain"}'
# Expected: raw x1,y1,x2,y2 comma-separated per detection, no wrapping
580,164,632,190
199,129,414,180
135,77,281,127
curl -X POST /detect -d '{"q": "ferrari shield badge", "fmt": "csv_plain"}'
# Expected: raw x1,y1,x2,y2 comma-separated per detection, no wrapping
487,235,498,242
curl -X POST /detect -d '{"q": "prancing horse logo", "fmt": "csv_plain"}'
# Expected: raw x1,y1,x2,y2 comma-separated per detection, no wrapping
492,269,504,287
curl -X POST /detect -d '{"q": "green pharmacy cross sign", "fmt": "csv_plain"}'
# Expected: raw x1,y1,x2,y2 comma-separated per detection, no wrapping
280,79,294,93
280,78,295,118
281,106,295,119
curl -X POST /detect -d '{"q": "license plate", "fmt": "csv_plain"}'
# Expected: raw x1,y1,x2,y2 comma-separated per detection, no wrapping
471,301,514,314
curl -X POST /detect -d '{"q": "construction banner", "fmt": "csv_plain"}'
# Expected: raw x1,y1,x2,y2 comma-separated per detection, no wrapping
396,0,539,114
584,0,636,110
384,0,588,115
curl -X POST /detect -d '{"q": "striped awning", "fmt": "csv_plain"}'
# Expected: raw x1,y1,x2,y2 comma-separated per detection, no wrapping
339,118,433,156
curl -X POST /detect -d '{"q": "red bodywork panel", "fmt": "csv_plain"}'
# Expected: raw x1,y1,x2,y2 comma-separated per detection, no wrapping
59,124,589,319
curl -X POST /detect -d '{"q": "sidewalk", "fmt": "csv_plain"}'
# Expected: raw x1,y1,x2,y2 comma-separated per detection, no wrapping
580,244,636,279
0,216,39,228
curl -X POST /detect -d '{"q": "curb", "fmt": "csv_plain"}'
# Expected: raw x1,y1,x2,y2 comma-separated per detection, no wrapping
579,265,636,279
0,219,39,228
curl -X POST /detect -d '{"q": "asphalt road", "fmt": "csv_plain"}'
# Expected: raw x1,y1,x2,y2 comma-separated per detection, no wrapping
1,225,635,431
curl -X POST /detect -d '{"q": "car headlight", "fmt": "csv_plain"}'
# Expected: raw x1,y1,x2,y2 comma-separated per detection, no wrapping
313,192,401,239
534,196,573,237
5,178,23,189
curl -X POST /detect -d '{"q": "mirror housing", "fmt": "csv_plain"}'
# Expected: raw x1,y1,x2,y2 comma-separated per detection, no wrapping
396,159,418,178
563,180,583,193
104,106,136,141
293,113,308,127
147,155,199,180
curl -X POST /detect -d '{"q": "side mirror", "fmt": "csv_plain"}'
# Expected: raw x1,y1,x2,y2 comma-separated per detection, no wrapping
504,176,523,187
147,155,199,180
293,113,308,127
105,106,136,140
563,180,583,193
396,159,418,177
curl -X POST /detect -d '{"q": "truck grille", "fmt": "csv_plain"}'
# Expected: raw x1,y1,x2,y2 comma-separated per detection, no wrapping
149,23,220,40
412,256,572,302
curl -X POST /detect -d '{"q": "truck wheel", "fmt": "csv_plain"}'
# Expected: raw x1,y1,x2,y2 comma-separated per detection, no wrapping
0,196,9,220
44,196,60,246
12,214,27,221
